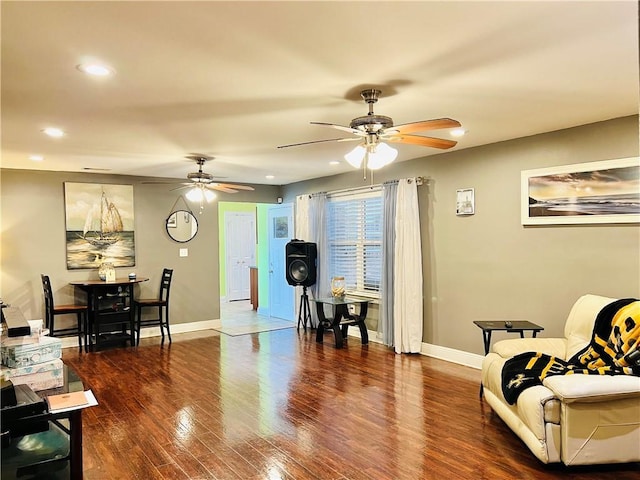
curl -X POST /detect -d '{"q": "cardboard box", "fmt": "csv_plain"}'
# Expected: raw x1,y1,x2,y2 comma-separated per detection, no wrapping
1,358,64,391
1,335,62,368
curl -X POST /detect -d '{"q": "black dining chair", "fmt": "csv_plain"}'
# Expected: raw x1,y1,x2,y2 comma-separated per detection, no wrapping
41,274,88,352
133,268,173,345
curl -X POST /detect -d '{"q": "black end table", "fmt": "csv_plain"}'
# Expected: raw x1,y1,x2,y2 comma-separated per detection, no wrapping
1,365,85,479
474,320,544,397
311,296,370,348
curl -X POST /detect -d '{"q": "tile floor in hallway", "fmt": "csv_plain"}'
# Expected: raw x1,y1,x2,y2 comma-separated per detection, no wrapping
219,300,296,335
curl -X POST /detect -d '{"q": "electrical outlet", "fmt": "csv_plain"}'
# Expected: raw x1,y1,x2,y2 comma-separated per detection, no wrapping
179,248,188,257
348,304,356,315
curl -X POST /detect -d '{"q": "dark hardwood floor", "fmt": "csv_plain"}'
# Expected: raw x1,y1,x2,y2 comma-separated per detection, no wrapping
62,328,640,480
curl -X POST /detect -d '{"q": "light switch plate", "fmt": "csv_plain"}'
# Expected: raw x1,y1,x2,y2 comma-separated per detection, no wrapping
179,248,188,257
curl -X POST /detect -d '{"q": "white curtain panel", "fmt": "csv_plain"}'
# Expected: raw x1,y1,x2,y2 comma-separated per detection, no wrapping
295,195,311,325
393,179,423,353
307,194,328,327
294,194,327,327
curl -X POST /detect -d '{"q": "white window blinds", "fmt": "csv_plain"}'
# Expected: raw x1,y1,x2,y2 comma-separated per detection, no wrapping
327,190,383,297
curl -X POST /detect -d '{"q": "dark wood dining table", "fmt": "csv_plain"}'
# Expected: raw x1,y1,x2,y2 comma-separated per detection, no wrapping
70,277,148,351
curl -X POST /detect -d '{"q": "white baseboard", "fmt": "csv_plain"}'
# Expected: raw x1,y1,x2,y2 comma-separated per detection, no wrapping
60,319,221,349
137,319,221,340
348,328,483,370
420,342,483,369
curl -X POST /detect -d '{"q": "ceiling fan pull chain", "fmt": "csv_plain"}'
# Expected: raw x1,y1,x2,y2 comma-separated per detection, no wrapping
362,151,368,181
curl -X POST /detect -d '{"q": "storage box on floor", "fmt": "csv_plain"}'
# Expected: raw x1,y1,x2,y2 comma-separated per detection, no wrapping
1,324,63,391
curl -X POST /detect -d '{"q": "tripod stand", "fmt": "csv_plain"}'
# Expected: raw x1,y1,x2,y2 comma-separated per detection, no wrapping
297,285,312,331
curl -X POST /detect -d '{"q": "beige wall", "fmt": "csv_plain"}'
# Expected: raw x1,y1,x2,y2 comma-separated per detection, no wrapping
1,117,638,356
0,170,280,327
283,116,640,355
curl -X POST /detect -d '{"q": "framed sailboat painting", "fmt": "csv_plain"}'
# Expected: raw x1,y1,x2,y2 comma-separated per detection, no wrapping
64,182,135,269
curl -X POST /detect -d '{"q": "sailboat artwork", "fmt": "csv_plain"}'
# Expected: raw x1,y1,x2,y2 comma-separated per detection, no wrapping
81,191,124,247
64,183,135,269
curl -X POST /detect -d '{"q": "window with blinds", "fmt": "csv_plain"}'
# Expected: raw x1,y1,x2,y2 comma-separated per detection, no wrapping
327,189,383,298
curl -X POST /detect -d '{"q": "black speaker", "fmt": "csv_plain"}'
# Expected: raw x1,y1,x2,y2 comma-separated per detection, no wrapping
285,240,317,287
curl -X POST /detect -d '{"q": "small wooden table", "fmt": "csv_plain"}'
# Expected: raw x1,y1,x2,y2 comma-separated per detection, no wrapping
312,296,370,348
70,278,148,351
473,320,544,397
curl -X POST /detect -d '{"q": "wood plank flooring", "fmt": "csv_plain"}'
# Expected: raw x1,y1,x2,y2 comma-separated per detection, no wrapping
61,328,640,480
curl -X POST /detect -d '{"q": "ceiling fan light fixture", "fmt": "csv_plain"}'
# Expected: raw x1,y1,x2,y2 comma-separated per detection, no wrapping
185,187,203,203
344,144,366,168
203,189,216,202
186,185,216,203
367,142,397,170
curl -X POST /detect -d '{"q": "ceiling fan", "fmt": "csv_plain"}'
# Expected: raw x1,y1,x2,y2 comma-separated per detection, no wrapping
145,154,255,194
278,89,462,171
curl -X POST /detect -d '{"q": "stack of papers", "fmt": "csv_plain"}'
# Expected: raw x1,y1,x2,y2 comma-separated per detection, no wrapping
46,389,98,413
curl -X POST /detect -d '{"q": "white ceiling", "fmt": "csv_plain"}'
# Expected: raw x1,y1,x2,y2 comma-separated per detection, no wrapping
2,1,638,187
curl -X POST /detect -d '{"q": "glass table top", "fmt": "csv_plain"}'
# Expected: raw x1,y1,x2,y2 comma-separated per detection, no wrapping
311,296,370,306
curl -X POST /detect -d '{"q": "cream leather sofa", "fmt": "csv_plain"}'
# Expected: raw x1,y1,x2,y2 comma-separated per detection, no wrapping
481,294,640,465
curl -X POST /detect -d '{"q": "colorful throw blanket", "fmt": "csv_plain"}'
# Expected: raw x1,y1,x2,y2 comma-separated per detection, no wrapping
501,298,640,405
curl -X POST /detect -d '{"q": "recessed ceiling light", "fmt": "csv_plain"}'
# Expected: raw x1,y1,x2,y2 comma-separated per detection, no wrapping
77,63,114,76
329,161,340,165
265,175,275,180
450,128,466,137
42,127,65,138
29,155,44,161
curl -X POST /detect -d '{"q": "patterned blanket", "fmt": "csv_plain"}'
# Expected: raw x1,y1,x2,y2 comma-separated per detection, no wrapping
501,298,640,405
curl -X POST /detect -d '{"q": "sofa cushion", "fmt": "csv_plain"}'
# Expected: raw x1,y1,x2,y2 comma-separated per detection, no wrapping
564,294,617,360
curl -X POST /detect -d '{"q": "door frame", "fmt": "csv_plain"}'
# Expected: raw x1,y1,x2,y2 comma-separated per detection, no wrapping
221,208,257,304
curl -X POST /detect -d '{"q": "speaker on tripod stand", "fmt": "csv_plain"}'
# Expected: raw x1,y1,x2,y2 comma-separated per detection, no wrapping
285,240,317,330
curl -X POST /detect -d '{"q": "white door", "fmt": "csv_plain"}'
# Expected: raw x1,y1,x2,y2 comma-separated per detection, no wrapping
268,204,294,320
225,211,256,301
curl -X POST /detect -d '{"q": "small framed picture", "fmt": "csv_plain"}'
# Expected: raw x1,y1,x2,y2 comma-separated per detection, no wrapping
456,188,475,215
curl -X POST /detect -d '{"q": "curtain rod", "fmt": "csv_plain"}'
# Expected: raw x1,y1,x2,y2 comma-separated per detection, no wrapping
326,176,426,196
298,177,426,199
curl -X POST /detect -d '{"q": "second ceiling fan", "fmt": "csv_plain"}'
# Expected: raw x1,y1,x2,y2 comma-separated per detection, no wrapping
145,154,255,194
278,89,462,170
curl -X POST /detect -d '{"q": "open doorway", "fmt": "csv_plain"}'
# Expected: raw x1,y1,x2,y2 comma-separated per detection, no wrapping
218,201,295,329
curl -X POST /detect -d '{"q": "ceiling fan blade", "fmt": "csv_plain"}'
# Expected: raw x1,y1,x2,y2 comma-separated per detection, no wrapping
382,118,461,136
278,137,356,149
310,122,365,135
169,185,191,192
387,134,457,149
141,181,190,185
208,183,255,191
208,185,239,193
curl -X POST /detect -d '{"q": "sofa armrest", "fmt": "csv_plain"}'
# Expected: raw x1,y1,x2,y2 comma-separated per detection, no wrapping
492,337,567,359
543,375,640,403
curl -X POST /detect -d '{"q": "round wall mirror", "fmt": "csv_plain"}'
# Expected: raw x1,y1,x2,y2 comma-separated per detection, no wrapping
166,210,198,242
